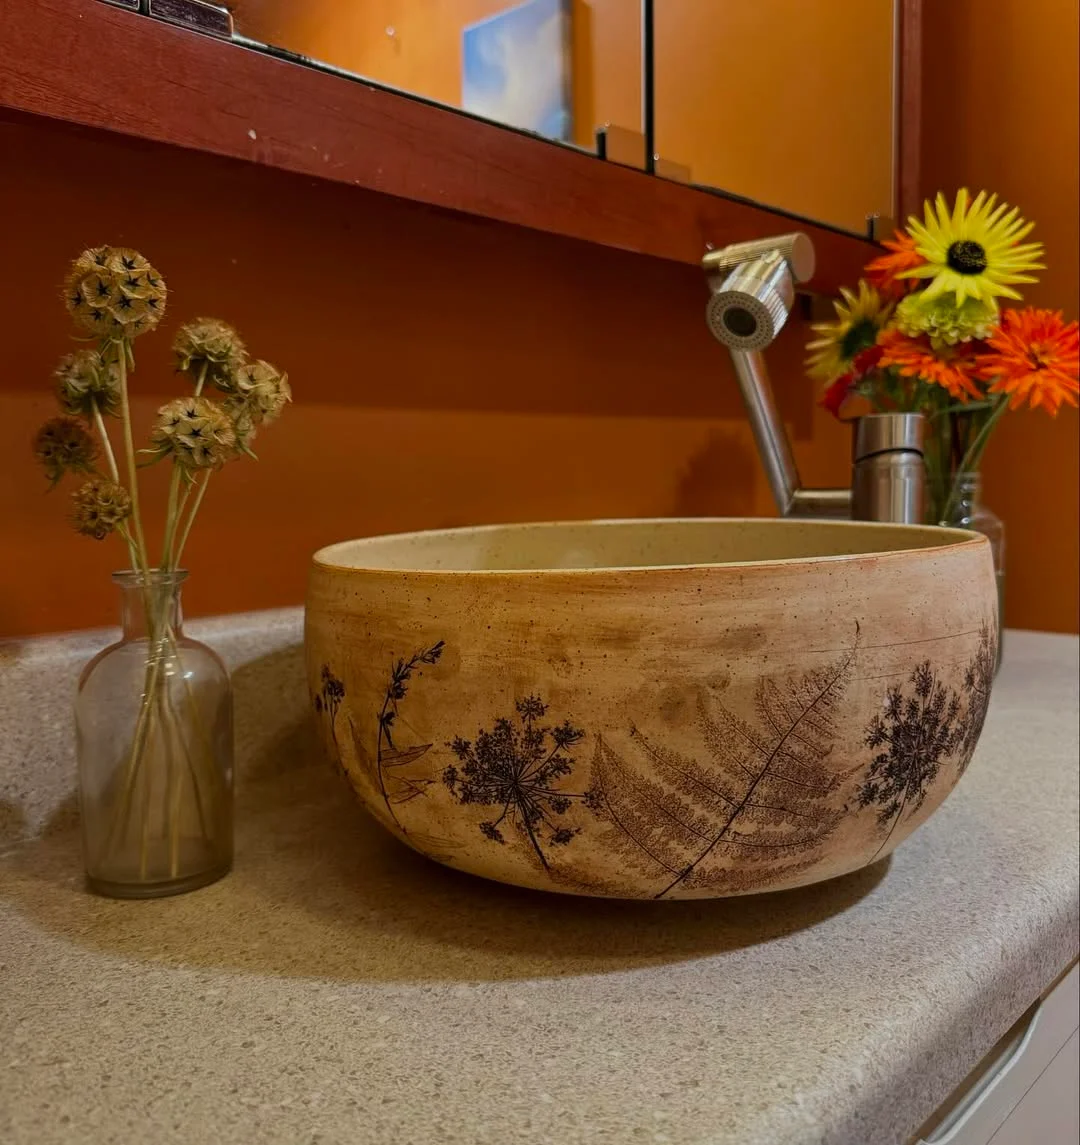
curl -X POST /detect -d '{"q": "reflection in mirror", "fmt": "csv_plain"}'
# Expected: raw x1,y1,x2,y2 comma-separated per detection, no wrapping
653,0,896,234
229,0,642,154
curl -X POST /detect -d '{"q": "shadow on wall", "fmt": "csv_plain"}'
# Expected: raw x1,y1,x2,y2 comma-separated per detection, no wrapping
674,429,758,517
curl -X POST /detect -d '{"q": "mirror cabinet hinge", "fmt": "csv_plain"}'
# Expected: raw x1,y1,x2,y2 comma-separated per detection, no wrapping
97,0,234,40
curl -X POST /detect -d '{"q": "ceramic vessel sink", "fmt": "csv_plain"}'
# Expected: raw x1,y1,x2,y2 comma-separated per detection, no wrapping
306,518,997,900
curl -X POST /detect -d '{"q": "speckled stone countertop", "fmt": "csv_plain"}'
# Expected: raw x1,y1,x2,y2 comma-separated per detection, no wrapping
0,624,1076,1145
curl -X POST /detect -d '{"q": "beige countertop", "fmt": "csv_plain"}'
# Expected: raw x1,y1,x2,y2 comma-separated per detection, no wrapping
1,626,1077,1145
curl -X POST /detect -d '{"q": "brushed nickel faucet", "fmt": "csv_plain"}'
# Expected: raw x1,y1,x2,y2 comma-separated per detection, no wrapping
703,233,925,525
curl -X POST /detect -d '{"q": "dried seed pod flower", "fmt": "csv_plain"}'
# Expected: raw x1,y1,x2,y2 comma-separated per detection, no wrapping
70,477,132,540
64,246,167,341
33,416,98,487
54,349,122,418
149,396,237,470
174,318,247,389
228,360,291,425
225,399,259,457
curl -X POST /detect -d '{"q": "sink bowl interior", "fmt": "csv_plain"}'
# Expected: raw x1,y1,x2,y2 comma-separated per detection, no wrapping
314,517,977,574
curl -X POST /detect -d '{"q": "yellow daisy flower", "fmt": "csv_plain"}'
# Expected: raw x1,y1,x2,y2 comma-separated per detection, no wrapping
900,188,1044,303
805,280,892,382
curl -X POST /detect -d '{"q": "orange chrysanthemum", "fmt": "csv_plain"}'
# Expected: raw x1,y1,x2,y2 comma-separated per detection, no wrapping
977,308,1080,415
877,328,983,401
864,231,925,299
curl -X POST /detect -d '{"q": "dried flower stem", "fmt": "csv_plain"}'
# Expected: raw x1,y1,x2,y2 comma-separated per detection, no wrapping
159,689,183,878
172,472,211,568
107,337,167,864
161,469,183,570
111,343,196,874
113,521,140,579
163,660,214,837
89,401,143,572
104,624,217,872
139,718,153,881
160,618,218,878
90,400,120,483
104,639,164,860
168,484,194,566
161,364,207,570
114,342,150,576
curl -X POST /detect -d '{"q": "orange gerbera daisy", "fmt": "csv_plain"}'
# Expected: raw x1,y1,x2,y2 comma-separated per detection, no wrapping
864,231,925,299
978,308,1080,414
877,328,983,401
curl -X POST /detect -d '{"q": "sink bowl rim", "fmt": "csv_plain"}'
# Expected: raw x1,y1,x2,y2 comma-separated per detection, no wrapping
312,516,987,577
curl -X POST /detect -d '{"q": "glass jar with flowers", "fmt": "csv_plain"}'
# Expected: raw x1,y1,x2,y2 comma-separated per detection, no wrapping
806,189,1079,649
34,247,291,898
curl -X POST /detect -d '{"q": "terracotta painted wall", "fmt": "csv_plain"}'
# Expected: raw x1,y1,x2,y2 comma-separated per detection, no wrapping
653,0,895,232
921,0,1079,634
0,114,848,639
4,0,1074,639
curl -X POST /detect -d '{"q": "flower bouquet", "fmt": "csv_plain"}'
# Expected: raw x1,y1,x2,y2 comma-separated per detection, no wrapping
807,188,1078,535
34,246,290,897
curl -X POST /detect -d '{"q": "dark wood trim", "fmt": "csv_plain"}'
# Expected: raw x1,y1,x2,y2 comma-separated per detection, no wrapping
0,0,877,292
896,0,923,223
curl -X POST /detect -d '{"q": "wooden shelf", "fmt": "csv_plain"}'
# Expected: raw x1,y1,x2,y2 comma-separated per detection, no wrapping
0,0,878,293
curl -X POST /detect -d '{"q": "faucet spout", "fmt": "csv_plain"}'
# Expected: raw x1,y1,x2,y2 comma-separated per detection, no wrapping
702,232,925,525
702,232,849,519
729,349,852,519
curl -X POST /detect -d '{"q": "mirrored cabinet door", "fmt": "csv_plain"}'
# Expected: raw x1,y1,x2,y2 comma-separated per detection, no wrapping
652,0,897,234
228,0,642,157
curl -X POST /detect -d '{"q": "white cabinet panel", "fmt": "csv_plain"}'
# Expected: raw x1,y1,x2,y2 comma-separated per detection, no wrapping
989,1030,1080,1145
915,962,1079,1145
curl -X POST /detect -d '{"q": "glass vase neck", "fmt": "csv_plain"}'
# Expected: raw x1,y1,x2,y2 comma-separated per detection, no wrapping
942,470,987,531
953,471,982,498
112,569,188,640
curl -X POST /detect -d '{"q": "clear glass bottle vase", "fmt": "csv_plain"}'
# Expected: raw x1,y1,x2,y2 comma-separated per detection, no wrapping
941,472,1005,664
76,571,233,898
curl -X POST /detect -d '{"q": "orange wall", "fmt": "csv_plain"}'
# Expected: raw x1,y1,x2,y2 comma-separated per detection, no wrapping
922,0,1079,633
4,0,1075,639
0,115,847,639
654,0,895,233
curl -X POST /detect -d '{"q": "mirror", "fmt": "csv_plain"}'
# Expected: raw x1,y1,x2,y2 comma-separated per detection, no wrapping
228,0,644,157
181,1,907,236
652,0,897,234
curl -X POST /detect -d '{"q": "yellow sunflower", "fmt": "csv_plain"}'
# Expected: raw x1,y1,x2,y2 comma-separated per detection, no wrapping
900,188,1044,303
805,280,892,382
